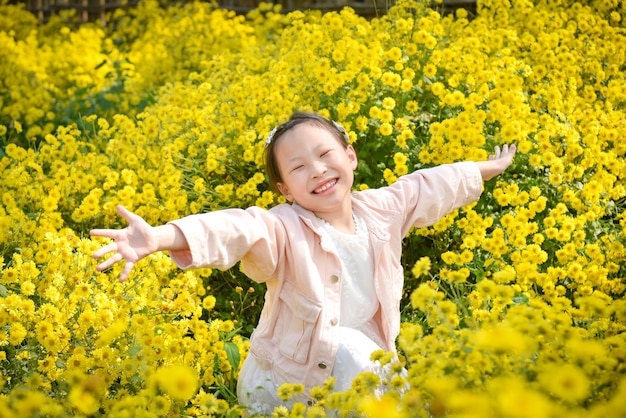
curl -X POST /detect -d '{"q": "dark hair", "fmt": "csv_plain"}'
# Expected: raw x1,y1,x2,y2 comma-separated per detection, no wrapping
264,112,350,192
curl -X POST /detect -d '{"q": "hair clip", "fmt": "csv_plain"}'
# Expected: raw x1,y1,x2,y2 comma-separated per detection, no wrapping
264,119,349,148
265,127,277,147
332,120,350,143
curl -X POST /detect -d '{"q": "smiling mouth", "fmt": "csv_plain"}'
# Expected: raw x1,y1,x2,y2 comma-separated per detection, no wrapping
313,179,337,194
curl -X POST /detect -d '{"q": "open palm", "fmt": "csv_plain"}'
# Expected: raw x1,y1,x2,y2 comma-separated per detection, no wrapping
91,205,159,282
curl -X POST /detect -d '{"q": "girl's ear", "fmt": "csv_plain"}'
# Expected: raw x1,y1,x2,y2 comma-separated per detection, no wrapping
347,145,358,171
276,182,294,202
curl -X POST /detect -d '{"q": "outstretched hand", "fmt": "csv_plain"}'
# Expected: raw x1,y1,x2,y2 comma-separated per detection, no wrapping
479,144,517,181
91,205,159,282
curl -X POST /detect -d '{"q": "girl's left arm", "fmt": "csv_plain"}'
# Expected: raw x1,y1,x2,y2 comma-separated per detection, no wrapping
91,205,190,282
372,143,517,233
166,206,287,281
476,144,517,181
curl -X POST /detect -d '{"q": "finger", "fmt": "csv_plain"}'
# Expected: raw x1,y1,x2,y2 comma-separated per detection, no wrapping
92,242,118,259
96,252,124,271
491,145,501,160
90,228,119,239
502,144,516,159
116,205,137,225
119,261,134,283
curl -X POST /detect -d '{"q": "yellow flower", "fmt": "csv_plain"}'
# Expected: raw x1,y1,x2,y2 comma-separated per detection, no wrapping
74,283,91,299
369,106,381,119
20,280,36,296
443,90,465,108
305,405,327,418
9,322,27,345
406,100,419,112
272,405,290,417
413,30,437,48
490,377,552,418
492,269,516,284
380,109,394,123
444,267,470,284
1,267,19,285
277,382,305,402
384,46,403,62
152,395,172,415
383,168,397,185
538,363,590,404
380,122,393,136
202,295,216,311
382,97,396,110
393,152,407,166
359,393,406,418
474,324,531,355
68,374,104,415
352,371,380,394
96,320,126,348
441,251,458,265
411,256,431,279
575,294,610,318
97,118,109,130
381,71,401,88
155,364,199,401
424,63,437,78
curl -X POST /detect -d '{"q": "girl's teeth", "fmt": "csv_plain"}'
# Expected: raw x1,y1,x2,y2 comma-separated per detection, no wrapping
315,180,336,193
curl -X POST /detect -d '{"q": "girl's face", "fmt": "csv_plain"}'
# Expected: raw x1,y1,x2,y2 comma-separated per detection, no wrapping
275,123,357,217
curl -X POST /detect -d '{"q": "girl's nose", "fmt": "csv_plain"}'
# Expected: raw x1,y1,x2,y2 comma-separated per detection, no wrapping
311,160,327,177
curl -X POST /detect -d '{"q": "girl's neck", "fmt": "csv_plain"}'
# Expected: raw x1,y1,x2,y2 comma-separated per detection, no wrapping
314,206,356,234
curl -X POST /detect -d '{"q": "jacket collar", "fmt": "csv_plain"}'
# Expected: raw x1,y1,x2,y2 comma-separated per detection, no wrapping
351,197,393,243
291,203,321,233
290,197,394,243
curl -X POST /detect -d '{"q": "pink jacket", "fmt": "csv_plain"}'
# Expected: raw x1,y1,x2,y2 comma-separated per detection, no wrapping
169,161,483,389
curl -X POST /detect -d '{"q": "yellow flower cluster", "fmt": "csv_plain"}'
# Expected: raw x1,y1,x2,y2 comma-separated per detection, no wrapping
1,0,626,416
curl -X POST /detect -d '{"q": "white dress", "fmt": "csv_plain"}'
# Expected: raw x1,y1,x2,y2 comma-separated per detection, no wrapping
237,212,385,414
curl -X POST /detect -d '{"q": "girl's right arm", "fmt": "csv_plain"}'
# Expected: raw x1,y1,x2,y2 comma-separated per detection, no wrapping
475,144,517,181
91,205,189,282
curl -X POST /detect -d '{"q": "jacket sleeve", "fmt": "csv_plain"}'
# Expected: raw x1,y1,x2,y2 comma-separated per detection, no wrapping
378,161,483,235
167,206,286,282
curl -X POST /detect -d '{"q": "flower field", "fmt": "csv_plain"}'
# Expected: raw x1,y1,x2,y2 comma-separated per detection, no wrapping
1,0,626,416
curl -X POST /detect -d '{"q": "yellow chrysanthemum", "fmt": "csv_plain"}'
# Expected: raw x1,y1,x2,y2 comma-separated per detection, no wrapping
155,364,199,402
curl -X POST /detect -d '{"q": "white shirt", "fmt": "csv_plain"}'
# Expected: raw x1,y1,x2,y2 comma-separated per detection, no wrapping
318,212,378,330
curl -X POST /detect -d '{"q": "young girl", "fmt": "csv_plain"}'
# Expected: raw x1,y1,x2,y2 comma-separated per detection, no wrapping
91,112,516,414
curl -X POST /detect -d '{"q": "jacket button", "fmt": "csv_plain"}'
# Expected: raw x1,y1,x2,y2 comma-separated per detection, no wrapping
330,275,339,283
318,362,327,369
330,318,338,326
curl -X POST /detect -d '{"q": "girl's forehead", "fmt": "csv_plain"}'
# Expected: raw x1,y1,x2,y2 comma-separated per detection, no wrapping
280,123,336,144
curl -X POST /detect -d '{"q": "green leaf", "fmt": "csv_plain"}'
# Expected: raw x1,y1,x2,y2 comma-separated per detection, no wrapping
127,345,142,357
224,341,240,370
512,293,529,305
